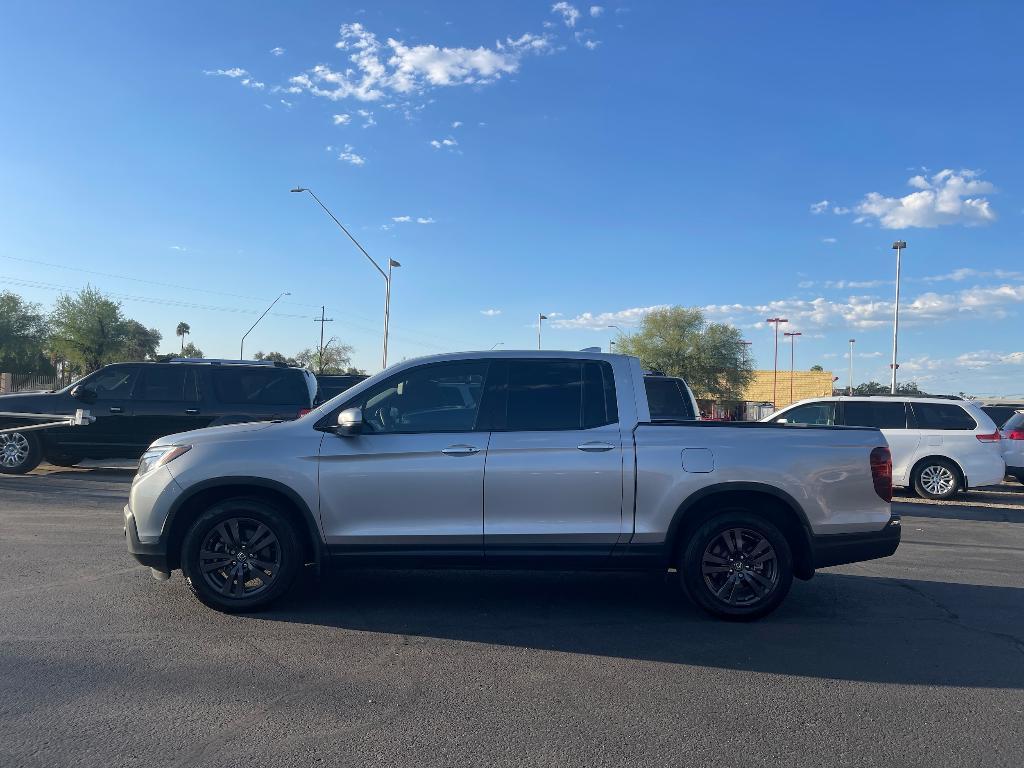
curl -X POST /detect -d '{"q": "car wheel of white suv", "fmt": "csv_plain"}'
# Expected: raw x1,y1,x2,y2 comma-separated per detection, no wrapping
181,498,302,612
680,511,794,621
912,458,960,501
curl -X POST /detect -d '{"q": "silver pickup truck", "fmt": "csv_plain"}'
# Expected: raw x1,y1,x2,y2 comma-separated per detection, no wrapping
125,350,900,620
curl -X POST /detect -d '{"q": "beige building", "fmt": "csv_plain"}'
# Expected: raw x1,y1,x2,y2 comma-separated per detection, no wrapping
742,369,836,411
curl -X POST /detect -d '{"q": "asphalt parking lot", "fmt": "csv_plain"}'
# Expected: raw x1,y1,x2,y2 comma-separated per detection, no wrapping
1,465,1022,768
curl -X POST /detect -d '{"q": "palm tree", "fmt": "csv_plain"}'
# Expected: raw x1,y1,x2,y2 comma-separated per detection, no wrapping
175,322,191,354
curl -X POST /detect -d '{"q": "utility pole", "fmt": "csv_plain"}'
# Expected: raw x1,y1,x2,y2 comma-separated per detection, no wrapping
890,240,907,394
848,338,855,396
538,313,548,350
314,306,334,375
784,331,802,406
765,317,788,409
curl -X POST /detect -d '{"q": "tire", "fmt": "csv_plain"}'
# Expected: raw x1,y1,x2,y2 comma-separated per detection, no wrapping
0,431,43,474
46,454,83,467
181,498,302,613
912,458,960,500
680,511,794,622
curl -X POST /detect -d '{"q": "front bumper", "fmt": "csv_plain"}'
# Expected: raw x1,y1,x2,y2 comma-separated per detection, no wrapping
811,515,901,569
124,504,170,571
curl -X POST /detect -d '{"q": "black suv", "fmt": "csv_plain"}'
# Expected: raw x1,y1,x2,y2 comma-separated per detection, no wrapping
0,359,316,474
313,373,369,406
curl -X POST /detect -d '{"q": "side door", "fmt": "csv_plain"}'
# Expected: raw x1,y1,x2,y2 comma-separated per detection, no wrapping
317,359,492,559
129,366,208,445
841,400,919,484
55,365,141,457
483,359,624,561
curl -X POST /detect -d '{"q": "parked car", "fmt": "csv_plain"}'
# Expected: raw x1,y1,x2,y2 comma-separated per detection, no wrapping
125,350,899,620
981,403,1024,429
0,359,316,474
314,373,369,406
764,396,1005,500
999,411,1024,484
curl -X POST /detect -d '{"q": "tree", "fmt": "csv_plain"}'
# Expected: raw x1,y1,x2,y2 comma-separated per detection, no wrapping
295,339,355,374
0,291,51,373
181,342,204,358
612,306,754,401
253,350,299,366
810,364,824,372
852,380,928,396
117,320,163,361
49,286,128,373
175,322,191,353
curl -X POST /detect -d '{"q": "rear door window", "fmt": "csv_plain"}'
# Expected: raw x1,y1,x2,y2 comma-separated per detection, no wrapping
133,367,197,402
842,401,908,429
645,378,696,420
775,401,836,425
910,402,977,431
212,368,308,407
504,360,584,431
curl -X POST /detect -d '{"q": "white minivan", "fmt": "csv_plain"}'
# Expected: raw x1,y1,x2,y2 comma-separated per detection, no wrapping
764,396,1005,499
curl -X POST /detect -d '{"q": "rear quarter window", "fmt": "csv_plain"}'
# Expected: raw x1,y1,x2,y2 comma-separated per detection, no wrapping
911,402,978,431
645,378,695,420
212,368,309,407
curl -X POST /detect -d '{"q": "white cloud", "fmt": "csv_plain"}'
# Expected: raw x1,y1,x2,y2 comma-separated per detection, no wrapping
480,308,502,316
204,68,265,89
280,99,292,108
392,215,412,223
416,217,435,224
552,2,582,27
332,113,351,125
169,245,188,252
430,136,458,149
810,199,829,214
357,108,376,127
391,215,435,224
923,267,1023,283
549,305,669,330
338,144,365,165
590,5,604,17
955,350,1024,369
822,237,837,244
270,46,285,56
451,120,463,128
287,23,553,104
852,169,997,229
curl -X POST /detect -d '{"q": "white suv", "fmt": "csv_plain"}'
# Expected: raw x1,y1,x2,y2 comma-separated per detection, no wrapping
764,396,1005,499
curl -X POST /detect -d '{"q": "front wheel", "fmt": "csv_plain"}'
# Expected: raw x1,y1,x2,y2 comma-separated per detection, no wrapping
913,459,960,500
181,498,301,613
680,512,793,621
0,431,43,474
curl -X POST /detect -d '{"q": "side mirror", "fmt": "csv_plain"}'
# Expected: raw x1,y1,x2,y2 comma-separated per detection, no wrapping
71,385,98,404
335,407,364,437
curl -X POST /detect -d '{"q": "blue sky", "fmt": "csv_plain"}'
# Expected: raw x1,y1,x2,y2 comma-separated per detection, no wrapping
1,1,1022,395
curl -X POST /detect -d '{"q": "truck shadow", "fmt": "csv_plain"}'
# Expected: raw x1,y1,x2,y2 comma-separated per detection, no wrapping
253,569,1024,689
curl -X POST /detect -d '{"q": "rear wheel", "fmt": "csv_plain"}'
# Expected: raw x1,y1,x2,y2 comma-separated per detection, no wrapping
46,454,83,467
181,498,301,613
913,459,960,500
680,511,793,621
0,431,42,474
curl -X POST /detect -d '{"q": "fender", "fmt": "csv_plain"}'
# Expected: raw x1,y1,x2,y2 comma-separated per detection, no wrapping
161,475,324,564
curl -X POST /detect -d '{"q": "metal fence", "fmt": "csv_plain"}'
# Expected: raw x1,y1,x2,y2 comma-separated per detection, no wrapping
0,372,68,394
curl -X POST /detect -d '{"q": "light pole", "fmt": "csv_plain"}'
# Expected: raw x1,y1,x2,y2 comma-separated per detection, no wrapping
848,338,856,396
784,331,802,406
491,342,504,349
291,187,394,369
890,240,907,394
537,313,548,350
765,317,788,409
240,292,290,360
609,340,616,353
607,324,623,354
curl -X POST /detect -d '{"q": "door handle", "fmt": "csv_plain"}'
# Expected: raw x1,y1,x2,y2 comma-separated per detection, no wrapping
108,406,123,414
577,441,615,452
441,445,480,456
185,408,200,415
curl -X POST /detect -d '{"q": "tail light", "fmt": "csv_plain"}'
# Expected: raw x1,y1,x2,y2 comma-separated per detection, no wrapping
1005,430,1024,441
297,408,311,417
870,446,892,502
976,431,1000,443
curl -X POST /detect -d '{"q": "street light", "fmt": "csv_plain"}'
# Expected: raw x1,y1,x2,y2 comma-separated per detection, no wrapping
784,331,802,405
491,342,504,349
890,240,907,394
291,186,395,369
848,338,856,396
765,317,788,409
240,292,290,360
607,324,623,353
537,313,548,350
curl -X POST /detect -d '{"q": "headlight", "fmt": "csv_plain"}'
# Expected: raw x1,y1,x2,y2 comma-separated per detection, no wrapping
136,445,192,477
